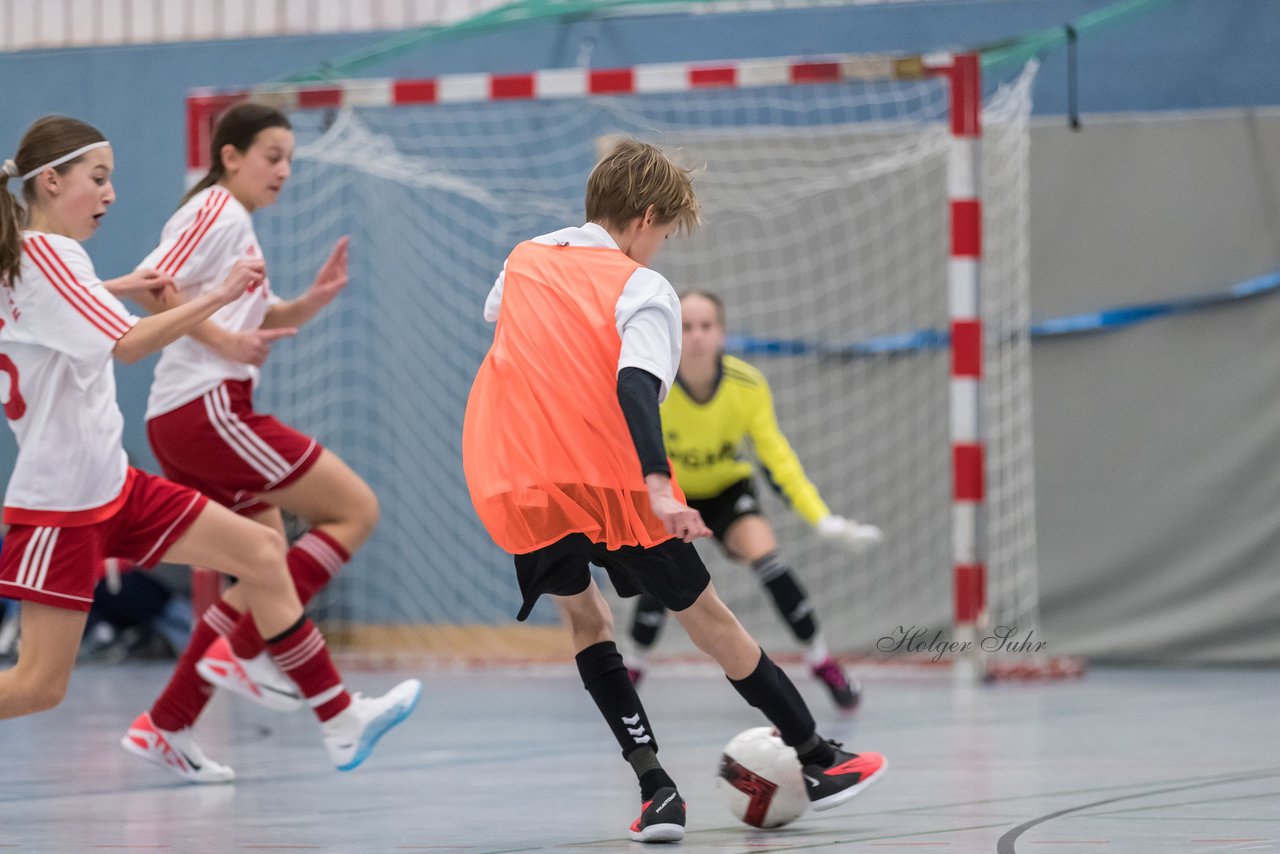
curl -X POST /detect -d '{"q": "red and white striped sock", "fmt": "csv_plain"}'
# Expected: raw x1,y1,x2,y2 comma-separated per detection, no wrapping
226,530,350,660
265,617,351,722
150,599,241,731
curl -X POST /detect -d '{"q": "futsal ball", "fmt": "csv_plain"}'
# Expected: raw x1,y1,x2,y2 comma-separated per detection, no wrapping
716,726,809,828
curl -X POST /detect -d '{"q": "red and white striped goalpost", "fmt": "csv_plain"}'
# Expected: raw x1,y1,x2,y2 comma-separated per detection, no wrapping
931,54,990,679
185,51,1005,676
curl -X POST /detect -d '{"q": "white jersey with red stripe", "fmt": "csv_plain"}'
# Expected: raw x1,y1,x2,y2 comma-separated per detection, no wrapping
140,186,276,419
0,232,140,526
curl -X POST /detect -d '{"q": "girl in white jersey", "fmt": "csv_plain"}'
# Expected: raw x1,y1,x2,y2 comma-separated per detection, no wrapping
0,116,419,782
114,103,387,764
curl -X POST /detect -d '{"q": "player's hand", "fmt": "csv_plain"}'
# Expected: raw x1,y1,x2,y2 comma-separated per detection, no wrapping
304,236,349,310
817,515,883,554
652,496,711,542
216,328,297,367
215,258,266,304
106,268,178,303
645,473,712,542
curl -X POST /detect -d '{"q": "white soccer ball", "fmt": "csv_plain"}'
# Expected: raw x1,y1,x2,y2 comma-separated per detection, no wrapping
716,726,809,828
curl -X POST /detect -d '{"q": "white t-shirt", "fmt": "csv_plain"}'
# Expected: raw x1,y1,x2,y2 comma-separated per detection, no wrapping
139,187,276,419
0,232,139,524
483,223,682,401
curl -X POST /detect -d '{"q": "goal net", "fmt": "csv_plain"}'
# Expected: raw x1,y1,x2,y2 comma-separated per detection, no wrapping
192,54,1041,667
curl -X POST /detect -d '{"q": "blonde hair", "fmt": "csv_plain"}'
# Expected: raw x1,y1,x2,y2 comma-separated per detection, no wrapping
0,116,107,288
585,139,699,235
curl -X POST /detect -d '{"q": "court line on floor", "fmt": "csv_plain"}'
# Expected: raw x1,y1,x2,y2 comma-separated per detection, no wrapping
855,766,1280,819
1081,788,1280,817
705,821,1012,853
466,822,1015,854
6,725,1278,853
995,769,1280,854
1092,816,1280,824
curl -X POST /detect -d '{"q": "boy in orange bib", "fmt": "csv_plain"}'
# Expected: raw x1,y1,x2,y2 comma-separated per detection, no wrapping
463,140,887,843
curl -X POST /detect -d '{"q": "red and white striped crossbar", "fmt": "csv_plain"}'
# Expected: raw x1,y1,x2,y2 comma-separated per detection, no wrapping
186,52,939,180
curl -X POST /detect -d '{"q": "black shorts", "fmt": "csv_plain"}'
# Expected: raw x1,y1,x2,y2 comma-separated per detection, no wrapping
512,534,712,621
687,478,764,543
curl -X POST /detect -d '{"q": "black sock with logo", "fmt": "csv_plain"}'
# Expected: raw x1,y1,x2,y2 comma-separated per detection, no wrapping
753,553,818,642
576,641,663,771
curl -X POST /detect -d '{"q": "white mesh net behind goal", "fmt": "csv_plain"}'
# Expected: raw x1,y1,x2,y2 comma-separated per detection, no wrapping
253,60,1039,662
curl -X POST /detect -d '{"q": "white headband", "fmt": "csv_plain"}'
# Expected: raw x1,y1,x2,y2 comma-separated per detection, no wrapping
19,140,111,182
1,160,17,178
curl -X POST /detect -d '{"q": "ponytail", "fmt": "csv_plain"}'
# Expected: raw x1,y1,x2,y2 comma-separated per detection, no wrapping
0,161,21,288
180,167,224,208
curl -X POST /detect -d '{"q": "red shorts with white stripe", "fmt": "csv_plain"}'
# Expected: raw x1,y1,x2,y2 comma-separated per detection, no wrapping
147,379,323,517
0,468,209,612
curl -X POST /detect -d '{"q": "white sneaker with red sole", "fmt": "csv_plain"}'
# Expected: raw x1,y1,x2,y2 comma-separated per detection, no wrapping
196,636,304,712
120,711,235,784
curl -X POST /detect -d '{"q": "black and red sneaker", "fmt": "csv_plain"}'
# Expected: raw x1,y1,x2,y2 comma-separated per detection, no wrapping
812,657,861,711
629,786,685,843
802,745,887,811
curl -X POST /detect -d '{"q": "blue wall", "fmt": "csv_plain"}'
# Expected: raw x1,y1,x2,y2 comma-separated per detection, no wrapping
1,0,1277,471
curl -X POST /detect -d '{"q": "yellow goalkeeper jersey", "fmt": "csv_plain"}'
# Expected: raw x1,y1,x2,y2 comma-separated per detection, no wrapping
661,354,830,526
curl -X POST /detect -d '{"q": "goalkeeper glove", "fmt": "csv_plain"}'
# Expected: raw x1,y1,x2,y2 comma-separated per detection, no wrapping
816,515,883,554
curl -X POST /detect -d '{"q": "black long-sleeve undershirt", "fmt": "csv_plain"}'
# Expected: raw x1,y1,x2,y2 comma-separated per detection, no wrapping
617,367,670,478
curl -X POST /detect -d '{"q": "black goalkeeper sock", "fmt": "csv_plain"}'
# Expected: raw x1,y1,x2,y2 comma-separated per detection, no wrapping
753,553,818,642
630,594,668,648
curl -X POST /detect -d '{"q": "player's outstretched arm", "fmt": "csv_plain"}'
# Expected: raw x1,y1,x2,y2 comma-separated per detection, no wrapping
112,264,296,367
113,259,263,364
747,372,883,553
103,268,177,301
261,235,349,329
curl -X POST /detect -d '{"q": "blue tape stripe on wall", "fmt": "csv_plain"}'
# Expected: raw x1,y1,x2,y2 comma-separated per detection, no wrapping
726,270,1280,358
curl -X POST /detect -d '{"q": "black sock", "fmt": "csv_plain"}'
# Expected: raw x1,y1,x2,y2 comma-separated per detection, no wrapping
795,733,837,768
628,746,677,798
637,767,676,800
630,594,668,648
576,641,661,759
754,553,817,642
727,649,816,747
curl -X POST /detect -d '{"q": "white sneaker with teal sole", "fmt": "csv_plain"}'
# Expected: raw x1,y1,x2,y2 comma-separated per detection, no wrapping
322,679,423,771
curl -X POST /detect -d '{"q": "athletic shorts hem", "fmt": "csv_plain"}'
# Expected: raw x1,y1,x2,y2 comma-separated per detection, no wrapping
136,492,210,568
0,581,94,613
688,478,765,544
513,534,710,622
261,439,322,493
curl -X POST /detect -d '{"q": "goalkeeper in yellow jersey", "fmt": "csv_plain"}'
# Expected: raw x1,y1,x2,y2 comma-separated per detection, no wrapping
625,290,882,710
